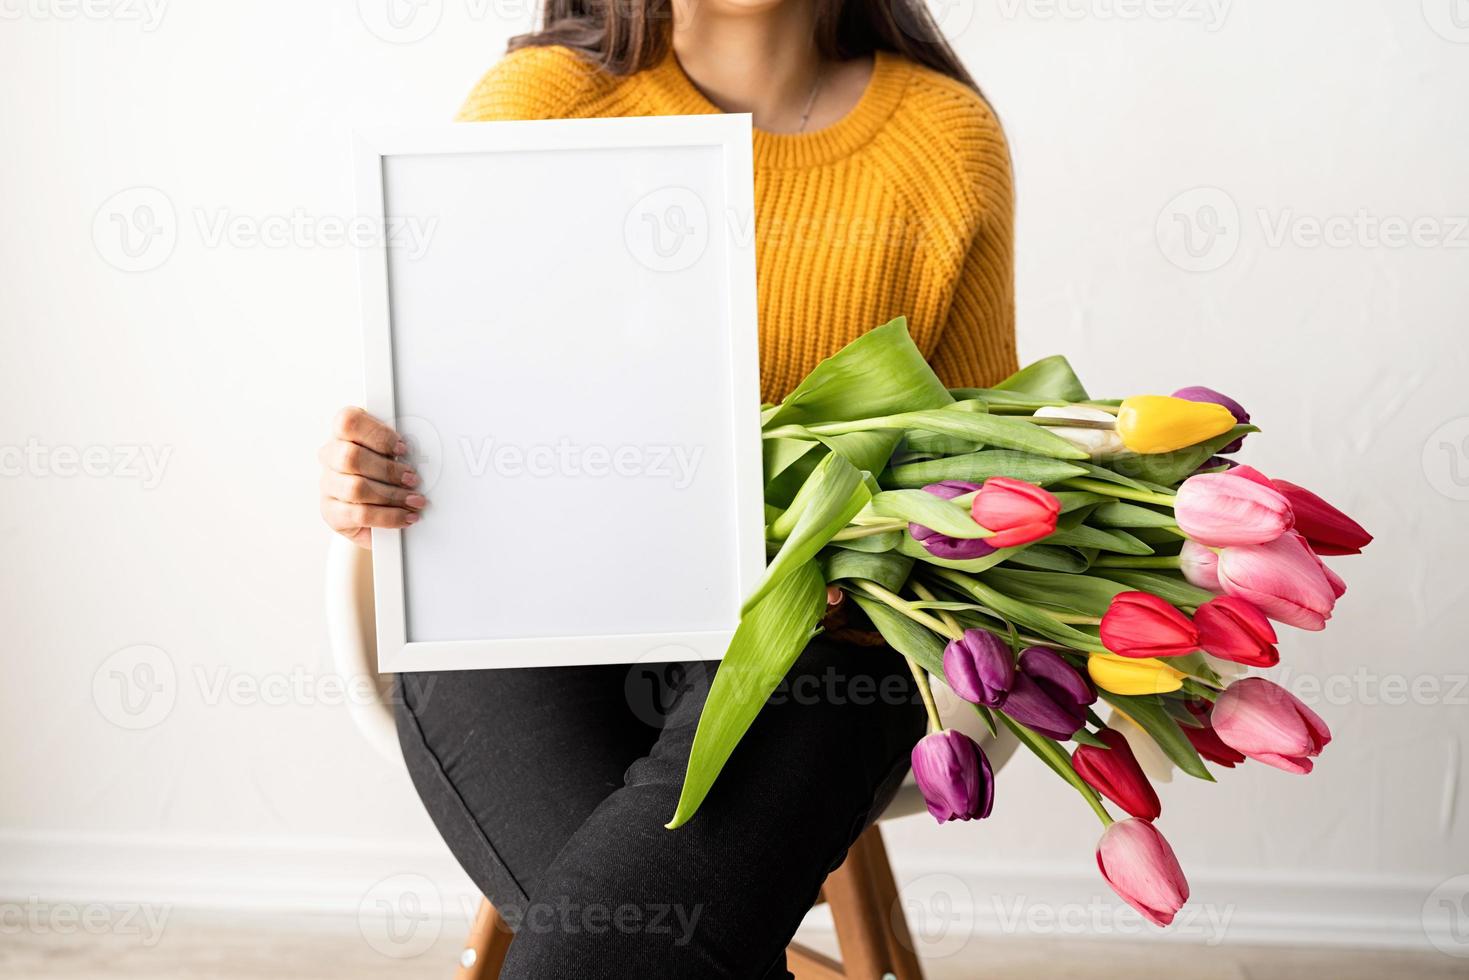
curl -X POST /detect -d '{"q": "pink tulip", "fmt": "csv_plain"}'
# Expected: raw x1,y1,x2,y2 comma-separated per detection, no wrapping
1211,677,1331,774
1178,539,1222,592
1175,468,1294,547
1216,532,1337,631
1096,818,1190,927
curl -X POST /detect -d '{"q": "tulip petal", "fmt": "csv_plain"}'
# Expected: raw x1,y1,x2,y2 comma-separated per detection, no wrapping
1097,819,1190,927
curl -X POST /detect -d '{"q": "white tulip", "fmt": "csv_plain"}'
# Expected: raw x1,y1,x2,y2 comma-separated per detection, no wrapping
1034,405,1125,457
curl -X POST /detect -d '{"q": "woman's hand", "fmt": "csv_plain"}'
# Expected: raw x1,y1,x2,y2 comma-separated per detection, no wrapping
319,407,425,549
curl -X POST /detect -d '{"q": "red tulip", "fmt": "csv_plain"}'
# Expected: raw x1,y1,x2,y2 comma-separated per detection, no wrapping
1193,595,1278,668
970,477,1060,548
1181,699,1246,768
1216,531,1337,631
1072,728,1162,820
1271,479,1372,556
1212,677,1331,774
1175,467,1293,547
1100,592,1200,659
1096,818,1190,927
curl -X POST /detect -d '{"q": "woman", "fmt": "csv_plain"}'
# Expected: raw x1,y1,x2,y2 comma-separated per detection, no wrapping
318,0,1015,974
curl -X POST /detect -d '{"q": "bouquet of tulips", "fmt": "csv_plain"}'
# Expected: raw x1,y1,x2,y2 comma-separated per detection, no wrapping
666,317,1372,928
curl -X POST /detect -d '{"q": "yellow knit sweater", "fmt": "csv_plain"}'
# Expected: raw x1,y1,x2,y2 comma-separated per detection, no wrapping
457,45,1017,402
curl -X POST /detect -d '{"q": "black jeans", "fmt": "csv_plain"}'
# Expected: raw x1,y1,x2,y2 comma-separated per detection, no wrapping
393,636,925,980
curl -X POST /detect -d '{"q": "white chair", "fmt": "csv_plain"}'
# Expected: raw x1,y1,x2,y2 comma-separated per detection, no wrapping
326,536,1016,979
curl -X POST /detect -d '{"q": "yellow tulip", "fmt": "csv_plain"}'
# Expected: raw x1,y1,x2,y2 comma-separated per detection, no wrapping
1115,395,1237,454
1087,653,1187,696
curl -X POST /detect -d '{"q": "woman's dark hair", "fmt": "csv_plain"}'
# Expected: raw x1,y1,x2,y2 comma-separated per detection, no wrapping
508,0,978,90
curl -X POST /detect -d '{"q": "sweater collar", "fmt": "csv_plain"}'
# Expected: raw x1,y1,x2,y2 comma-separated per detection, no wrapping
641,49,911,170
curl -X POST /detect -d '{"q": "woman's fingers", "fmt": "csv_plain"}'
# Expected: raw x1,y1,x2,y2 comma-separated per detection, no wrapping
321,471,426,509
321,497,420,532
332,406,405,457
318,439,418,487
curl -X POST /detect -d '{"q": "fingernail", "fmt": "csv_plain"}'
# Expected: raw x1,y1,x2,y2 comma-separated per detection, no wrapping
401,470,419,487
406,494,426,508
404,512,420,524
394,441,408,456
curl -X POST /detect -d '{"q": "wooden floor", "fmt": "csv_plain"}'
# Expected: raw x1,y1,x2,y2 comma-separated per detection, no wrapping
0,910,1462,980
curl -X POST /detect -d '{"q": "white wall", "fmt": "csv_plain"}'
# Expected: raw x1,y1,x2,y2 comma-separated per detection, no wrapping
2,0,1467,959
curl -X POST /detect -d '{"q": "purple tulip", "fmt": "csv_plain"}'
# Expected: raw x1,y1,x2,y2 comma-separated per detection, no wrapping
943,628,1014,707
999,647,1096,740
1172,386,1250,453
911,729,994,823
908,481,996,561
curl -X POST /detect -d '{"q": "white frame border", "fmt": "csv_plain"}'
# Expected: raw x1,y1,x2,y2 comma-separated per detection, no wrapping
353,115,764,673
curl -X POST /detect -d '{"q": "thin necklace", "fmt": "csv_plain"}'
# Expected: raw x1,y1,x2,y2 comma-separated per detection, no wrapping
797,64,825,133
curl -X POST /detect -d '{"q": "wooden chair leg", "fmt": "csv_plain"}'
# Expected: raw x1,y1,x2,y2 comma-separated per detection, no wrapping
859,826,925,980
805,825,926,980
454,897,513,980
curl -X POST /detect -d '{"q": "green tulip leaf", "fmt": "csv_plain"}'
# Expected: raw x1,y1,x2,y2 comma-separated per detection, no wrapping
868,489,988,538
978,568,1131,618
1107,424,1259,486
764,317,952,428
993,355,1091,402
885,451,1089,490
821,549,914,594
668,560,828,828
749,454,870,613
1089,501,1179,528
848,593,948,677
1101,692,1214,781
1090,570,1216,609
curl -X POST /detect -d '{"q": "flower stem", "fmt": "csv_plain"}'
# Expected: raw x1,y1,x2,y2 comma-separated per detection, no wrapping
1090,555,1183,569
910,581,963,637
1060,478,1176,508
1025,417,1116,430
905,655,945,734
851,579,962,640
830,520,906,541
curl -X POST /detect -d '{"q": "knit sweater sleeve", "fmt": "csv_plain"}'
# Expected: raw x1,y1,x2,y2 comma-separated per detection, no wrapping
455,45,604,122
928,107,1019,389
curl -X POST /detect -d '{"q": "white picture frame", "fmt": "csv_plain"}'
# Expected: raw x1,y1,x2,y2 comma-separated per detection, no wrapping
354,115,764,673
